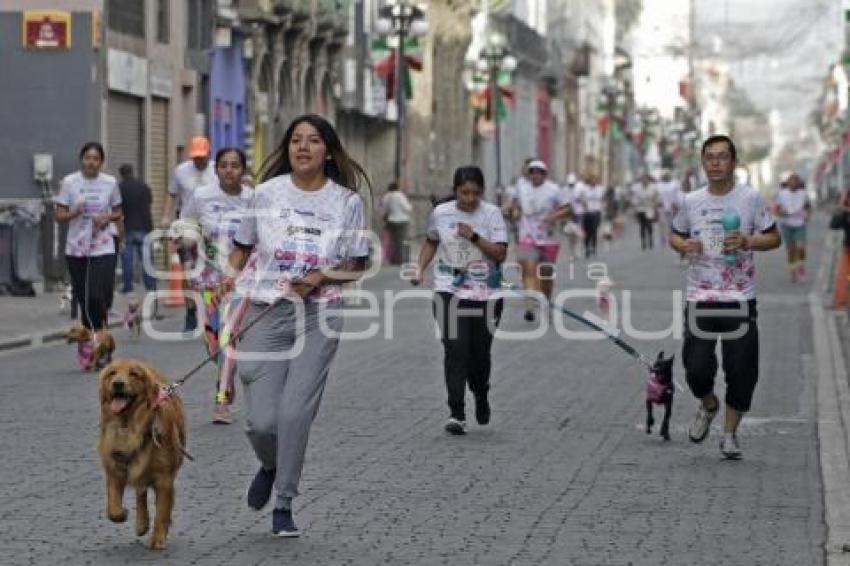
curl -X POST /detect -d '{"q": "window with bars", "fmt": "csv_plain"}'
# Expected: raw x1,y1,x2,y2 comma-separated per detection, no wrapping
107,0,145,37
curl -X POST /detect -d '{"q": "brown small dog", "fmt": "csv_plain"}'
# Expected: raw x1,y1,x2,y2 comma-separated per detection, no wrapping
66,324,115,369
98,359,187,549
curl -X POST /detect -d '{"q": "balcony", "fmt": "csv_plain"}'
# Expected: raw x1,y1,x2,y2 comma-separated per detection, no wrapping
316,0,350,38
272,0,311,23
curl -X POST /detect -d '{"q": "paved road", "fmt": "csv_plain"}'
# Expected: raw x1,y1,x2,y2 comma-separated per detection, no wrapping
0,217,827,565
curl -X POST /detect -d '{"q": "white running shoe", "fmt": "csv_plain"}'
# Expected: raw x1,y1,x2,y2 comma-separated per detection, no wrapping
444,417,467,435
688,404,717,443
720,434,742,460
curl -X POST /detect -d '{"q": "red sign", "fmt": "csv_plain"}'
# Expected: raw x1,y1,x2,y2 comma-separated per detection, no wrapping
23,11,71,49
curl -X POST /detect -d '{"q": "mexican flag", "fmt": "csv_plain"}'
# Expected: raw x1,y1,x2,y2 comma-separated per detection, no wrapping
373,50,423,100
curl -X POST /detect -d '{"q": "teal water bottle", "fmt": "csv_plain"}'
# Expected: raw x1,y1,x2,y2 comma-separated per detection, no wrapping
721,209,741,265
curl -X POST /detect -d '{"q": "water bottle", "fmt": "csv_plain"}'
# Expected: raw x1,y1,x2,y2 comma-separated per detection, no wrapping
721,209,741,265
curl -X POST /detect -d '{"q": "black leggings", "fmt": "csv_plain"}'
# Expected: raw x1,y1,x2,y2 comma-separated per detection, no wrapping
637,212,654,249
433,292,504,421
66,255,116,330
582,211,601,257
682,300,759,412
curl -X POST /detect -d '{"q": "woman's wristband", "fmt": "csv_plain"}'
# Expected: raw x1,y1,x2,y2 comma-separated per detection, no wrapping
471,232,480,243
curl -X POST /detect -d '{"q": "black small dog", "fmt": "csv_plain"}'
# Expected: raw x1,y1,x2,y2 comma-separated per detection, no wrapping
645,351,675,441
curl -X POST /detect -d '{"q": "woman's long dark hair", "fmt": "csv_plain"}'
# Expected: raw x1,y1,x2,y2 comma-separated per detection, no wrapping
257,114,371,192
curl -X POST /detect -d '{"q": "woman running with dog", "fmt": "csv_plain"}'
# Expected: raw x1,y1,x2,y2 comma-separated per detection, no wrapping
54,142,123,369
223,114,370,537
412,166,508,435
177,147,253,425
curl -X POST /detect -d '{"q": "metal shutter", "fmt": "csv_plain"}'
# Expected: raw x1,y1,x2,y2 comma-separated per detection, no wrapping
106,92,144,177
149,98,169,223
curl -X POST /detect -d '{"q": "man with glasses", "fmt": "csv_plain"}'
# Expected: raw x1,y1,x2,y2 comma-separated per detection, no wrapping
670,134,781,459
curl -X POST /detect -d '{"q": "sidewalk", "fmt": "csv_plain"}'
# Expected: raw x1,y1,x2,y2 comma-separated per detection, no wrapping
0,281,174,350
0,263,407,351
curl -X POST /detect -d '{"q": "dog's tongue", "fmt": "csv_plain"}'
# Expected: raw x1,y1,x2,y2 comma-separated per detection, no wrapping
110,398,130,414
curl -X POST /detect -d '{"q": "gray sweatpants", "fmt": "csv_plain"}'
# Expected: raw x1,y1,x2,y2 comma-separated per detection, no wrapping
237,299,342,510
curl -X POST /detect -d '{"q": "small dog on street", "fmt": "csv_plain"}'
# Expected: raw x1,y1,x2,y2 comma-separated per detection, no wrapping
645,351,675,441
65,324,115,370
124,300,142,338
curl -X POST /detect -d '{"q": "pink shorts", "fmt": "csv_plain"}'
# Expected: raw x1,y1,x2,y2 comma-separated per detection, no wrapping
517,238,560,263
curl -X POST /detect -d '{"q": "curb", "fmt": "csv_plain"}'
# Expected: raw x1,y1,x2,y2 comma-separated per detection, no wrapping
0,312,173,353
0,318,126,352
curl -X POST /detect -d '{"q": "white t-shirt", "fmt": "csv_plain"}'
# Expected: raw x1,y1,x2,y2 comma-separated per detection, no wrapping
382,191,413,223
775,188,809,228
631,182,659,217
233,175,368,304
658,180,682,213
168,160,216,209
562,183,582,215
576,184,605,214
672,184,776,302
55,172,122,257
180,181,254,288
426,200,507,300
506,179,568,245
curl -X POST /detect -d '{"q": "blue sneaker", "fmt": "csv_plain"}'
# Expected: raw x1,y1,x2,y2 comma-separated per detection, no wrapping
272,508,300,537
246,467,275,511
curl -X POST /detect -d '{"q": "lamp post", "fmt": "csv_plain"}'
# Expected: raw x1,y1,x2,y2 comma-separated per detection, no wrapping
376,1,427,191
478,31,516,192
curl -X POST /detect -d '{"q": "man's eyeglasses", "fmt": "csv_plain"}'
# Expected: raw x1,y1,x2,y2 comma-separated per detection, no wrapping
703,153,732,164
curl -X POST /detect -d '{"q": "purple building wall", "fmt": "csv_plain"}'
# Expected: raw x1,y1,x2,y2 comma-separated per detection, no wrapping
209,39,247,156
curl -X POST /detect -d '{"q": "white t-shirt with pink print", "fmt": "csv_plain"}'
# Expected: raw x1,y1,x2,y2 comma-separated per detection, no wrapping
54,171,122,257
506,179,568,246
672,184,776,302
233,175,368,304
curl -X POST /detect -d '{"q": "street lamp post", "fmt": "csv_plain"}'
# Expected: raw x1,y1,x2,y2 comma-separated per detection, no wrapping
478,32,516,193
376,1,427,191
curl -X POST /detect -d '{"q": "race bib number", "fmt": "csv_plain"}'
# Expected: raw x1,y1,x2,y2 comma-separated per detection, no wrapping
700,221,725,259
441,236,483,268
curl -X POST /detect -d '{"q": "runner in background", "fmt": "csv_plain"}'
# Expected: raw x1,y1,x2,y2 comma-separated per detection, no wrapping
161,136,216,333
575,172,605,258
177,147,253,424
658,170,681,247
775,173,811,282
412,165,508,435
561,172,584,259
503,159,571,322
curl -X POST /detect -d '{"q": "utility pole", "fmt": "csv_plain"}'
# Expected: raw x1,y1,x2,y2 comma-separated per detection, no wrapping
490,65,503,189
376,1,427,191
394,23,406,189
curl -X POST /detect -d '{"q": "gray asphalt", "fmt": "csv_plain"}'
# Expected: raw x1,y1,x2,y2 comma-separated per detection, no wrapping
0,216,827,565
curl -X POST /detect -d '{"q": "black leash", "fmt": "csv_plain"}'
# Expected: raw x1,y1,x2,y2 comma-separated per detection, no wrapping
502,284,655,370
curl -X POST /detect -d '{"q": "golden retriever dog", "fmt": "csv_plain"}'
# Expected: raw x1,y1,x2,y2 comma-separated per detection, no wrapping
66,324,115,369
98,359,187,549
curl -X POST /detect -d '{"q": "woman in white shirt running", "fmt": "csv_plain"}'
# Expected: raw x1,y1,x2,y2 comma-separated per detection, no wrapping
177,147,253,424
412,166,508,435
53,142,123,369
223,114,371,537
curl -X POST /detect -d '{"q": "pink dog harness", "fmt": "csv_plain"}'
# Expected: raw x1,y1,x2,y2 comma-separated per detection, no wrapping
645,372,668,404
76,341,94,370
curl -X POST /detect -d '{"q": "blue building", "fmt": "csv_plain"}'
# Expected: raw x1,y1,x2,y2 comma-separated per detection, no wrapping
209,39,248,156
